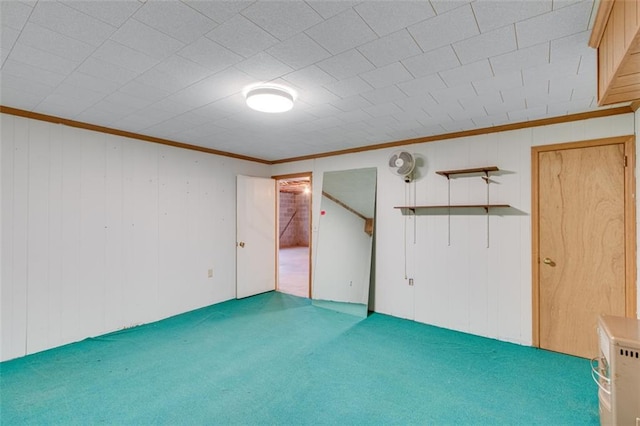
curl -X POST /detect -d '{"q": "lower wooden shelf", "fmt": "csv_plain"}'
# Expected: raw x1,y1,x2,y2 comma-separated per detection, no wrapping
395,204,510,214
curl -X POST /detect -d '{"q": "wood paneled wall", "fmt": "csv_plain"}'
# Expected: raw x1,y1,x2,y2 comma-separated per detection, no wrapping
0,114,269,361
272,112,637,345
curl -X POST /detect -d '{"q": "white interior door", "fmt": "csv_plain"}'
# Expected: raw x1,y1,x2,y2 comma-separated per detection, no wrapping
236,175,276,299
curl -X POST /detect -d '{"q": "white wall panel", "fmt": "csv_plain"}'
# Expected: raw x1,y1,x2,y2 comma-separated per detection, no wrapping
78,129,107,337
104,136,124,331
0,114,270,361
122,140,159,327
59,125,82,345
46,123,63,349
26,120,51,354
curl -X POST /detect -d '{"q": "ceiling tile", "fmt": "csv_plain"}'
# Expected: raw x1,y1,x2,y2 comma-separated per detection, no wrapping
305,9,377,55
18,23,95,62
241,1,322,41
430,83,477,103
394,95,439,112
459,91,503,110
1,26,19,64
184,1,253,25
330,95,372,112
234,52,293,81
133,1,216,43
550,30,592,62
267,33,331,69
282,65,336,88
508,105,549,121
304,103,343,118
9,42,79,75
48,82,106,106
472,0,552,32
360,62,413,89
2,58,67,87
516,1,593,48
357,30,422,68
151,56,213,87
205,14,278,58
1,1,32,31
191,95,247,120
294,86,341,106
76,57,138,85
453,26,517,65
472,70,522,95
1,72,55,99
363,102,404,118
522,56,580,85
66,72,122,96
93,40,160,74
110,19,185,60
501,81,549,105
119,80,172,103
430,1,471,15
397,74,447,97
408,5,478,52
360,86,408,104
489,42,549,75
354,1,435,37
325,76,373,98
166,67,253,108
104,90,154,111
439,60,493,87
472,113,510,128
29,1,116,47
402,45,460,78
0,87,47,110
177,37,242,73
316,49,374,80
64,1,142,27
306,1,358,19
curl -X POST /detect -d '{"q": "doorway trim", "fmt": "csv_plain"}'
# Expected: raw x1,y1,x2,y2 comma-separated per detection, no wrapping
531,135,637,347
272,171,313,298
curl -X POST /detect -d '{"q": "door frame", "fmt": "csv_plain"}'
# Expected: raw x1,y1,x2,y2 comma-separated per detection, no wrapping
531,135,637,347
272,171,313,298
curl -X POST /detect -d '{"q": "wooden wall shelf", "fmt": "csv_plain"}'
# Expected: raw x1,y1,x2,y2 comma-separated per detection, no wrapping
395,204,510,214
394,166,508,247
435,166,499,179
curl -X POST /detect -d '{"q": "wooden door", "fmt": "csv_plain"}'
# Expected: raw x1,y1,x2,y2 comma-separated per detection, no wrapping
533,137,636,359
236,175,276,299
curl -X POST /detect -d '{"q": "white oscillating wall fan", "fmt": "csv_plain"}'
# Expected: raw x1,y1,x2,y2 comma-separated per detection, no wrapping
388,150,415,182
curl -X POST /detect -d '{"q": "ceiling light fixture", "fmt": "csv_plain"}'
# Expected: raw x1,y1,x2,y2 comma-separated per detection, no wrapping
244,85,295,113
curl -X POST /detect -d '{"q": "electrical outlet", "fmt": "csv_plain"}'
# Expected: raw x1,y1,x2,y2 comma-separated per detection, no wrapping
208,268,213,279
408,278,414,286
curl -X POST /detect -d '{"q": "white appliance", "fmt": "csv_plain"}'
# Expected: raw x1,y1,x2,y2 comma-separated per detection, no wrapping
591,315,640,425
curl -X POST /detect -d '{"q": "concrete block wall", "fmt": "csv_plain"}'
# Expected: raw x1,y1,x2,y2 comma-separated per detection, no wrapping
279,192,309,247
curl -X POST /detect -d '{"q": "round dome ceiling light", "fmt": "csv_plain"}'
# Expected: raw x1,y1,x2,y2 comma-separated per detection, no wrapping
245,85,295,113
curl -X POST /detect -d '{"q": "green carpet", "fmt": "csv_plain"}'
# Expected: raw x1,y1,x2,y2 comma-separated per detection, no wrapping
0,292,598,425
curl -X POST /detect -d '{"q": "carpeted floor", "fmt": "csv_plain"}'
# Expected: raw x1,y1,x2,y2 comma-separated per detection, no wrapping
0,291,598,425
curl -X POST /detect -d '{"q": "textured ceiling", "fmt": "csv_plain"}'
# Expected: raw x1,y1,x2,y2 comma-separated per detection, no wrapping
0,0,620,162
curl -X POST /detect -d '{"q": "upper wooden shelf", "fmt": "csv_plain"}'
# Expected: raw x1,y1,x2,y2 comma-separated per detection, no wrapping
435,166,499,179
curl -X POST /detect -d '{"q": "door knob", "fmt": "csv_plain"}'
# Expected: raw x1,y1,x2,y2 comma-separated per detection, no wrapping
238,241,245,248
543,257,555,266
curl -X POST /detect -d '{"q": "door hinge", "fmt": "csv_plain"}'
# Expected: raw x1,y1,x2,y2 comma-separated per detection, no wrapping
624,155,628,167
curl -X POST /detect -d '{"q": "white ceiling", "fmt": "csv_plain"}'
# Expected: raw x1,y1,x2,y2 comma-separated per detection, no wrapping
0,0,619,162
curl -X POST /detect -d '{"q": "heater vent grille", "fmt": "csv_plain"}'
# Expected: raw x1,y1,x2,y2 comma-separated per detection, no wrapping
619,348,640,359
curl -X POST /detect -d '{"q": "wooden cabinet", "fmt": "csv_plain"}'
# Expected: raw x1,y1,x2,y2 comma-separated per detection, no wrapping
589,0,640,105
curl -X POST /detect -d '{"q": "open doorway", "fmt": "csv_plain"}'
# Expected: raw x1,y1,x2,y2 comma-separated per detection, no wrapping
275,173,312,298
